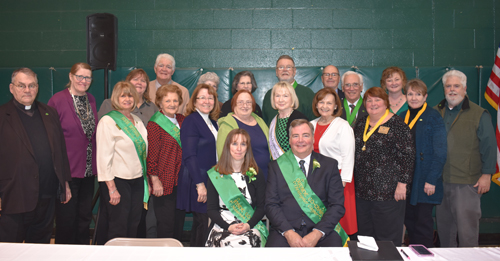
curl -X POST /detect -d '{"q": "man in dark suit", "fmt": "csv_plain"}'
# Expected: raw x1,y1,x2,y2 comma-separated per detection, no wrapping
340,71,368,127
321,65,345,99
265,119,345,247
0,68,72,243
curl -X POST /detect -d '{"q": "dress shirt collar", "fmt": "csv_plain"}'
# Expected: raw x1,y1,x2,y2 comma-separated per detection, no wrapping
155,79,173,90
294,153,312,177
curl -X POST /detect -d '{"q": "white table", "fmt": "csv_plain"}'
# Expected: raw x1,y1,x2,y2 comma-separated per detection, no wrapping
1,243,499,261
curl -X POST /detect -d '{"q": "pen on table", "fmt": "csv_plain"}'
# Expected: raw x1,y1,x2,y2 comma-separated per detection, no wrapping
400,249,410,260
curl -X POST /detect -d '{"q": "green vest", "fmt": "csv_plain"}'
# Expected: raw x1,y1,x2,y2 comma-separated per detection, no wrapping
435,99,486,184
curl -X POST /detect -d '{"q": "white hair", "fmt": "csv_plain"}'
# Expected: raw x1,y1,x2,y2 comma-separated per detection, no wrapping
341,71,363,87
442,70,467,87
155,53,176,70
198,72,220,85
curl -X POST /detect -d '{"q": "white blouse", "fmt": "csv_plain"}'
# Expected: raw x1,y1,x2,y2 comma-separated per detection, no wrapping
311,117,355,183
96,113,148,182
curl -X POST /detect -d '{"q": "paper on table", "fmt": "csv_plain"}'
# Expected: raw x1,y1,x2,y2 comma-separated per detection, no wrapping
357,236,379,251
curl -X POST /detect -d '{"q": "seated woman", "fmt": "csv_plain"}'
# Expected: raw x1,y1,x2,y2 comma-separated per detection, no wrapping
268,81,307,160
198,72,223,109
206,129,268,247
220,71,263,118
217,90,270,180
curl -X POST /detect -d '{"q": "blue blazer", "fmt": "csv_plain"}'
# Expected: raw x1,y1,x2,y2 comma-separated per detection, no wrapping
400,107,447,205
177,111,218,213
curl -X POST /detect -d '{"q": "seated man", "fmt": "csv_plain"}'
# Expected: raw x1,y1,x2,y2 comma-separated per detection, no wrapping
265,119,346,247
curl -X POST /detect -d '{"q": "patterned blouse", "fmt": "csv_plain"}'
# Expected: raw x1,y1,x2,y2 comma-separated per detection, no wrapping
353,115,415,201
146,113,185,196
276,116,291,152
73,95,96,178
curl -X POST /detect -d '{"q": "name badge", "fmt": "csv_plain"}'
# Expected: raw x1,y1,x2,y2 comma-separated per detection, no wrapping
378,126,390,134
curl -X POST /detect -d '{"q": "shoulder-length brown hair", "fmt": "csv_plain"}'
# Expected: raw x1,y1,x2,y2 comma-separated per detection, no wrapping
363,87,390,109
110,81,139,111
231,90,256,112
380,66,407,93
126,68,151,102
215,129,259,175
185,84,220,121
155,84,183,109
312,88,342,117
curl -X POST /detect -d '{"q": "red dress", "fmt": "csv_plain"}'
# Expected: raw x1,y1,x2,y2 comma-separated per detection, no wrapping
314,122,358,235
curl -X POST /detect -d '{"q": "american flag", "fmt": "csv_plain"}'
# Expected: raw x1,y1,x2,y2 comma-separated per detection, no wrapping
485,43,500,186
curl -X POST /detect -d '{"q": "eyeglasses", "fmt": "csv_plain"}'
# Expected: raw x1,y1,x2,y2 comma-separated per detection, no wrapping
73,74,92,82
277,66,295,71
344,83,360,88
12,83,38,90
237,101,252,106
196,96,214,101
322,73,339,77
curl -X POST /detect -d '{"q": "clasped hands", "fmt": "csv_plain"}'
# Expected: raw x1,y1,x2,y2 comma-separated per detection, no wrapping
284,229,322,247
228,223,250,235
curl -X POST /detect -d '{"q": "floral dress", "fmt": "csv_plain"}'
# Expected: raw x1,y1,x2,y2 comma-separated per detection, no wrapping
205,172,261,247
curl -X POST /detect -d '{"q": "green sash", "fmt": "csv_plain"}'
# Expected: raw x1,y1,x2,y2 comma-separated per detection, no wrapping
344,98,363,126
149,111,181,147
106,111,149,207
207,168,269,247
276,150,349,247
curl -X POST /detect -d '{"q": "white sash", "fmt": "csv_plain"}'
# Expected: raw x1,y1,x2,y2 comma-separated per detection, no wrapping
268,115,285,160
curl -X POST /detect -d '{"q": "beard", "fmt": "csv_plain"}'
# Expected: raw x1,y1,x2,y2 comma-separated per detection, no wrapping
445,92,465,107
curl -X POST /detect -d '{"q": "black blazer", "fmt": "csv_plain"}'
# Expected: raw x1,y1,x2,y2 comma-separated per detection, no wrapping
340,98,368,127
207,170,266,230
0,100,71,214
265,151,345,236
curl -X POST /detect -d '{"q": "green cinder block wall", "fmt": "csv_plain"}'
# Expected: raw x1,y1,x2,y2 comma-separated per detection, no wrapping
0,0,498,68
1,0,500,234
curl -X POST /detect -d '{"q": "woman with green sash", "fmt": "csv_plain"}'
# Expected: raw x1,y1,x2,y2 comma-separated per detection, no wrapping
146,84,185,239
206,129,268,247
96,81,149,242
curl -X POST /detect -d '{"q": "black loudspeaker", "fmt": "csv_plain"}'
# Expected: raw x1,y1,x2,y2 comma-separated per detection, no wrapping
86,13,118,71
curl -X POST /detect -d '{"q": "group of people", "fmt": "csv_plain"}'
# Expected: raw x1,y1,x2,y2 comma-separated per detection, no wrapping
0,53,495,249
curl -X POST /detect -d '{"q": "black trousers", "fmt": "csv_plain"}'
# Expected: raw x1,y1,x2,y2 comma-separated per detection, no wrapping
55,176,95,244
404,201,435,247
153,186,178,238
0,197,56,243
265,225,342,247
190,212,208,247
356,197,406,246
99,177,144,242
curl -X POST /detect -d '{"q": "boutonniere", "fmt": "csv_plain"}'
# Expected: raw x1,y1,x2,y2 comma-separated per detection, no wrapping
246,167,257,183
313,159,321,171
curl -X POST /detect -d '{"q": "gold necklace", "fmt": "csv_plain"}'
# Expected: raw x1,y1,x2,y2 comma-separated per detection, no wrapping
69,88,90,120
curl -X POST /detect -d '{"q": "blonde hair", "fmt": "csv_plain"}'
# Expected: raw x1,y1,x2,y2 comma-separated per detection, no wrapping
270,81,299,110
110,81,139,111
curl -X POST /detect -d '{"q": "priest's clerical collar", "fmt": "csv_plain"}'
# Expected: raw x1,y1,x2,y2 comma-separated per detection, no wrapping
13,99,36,116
